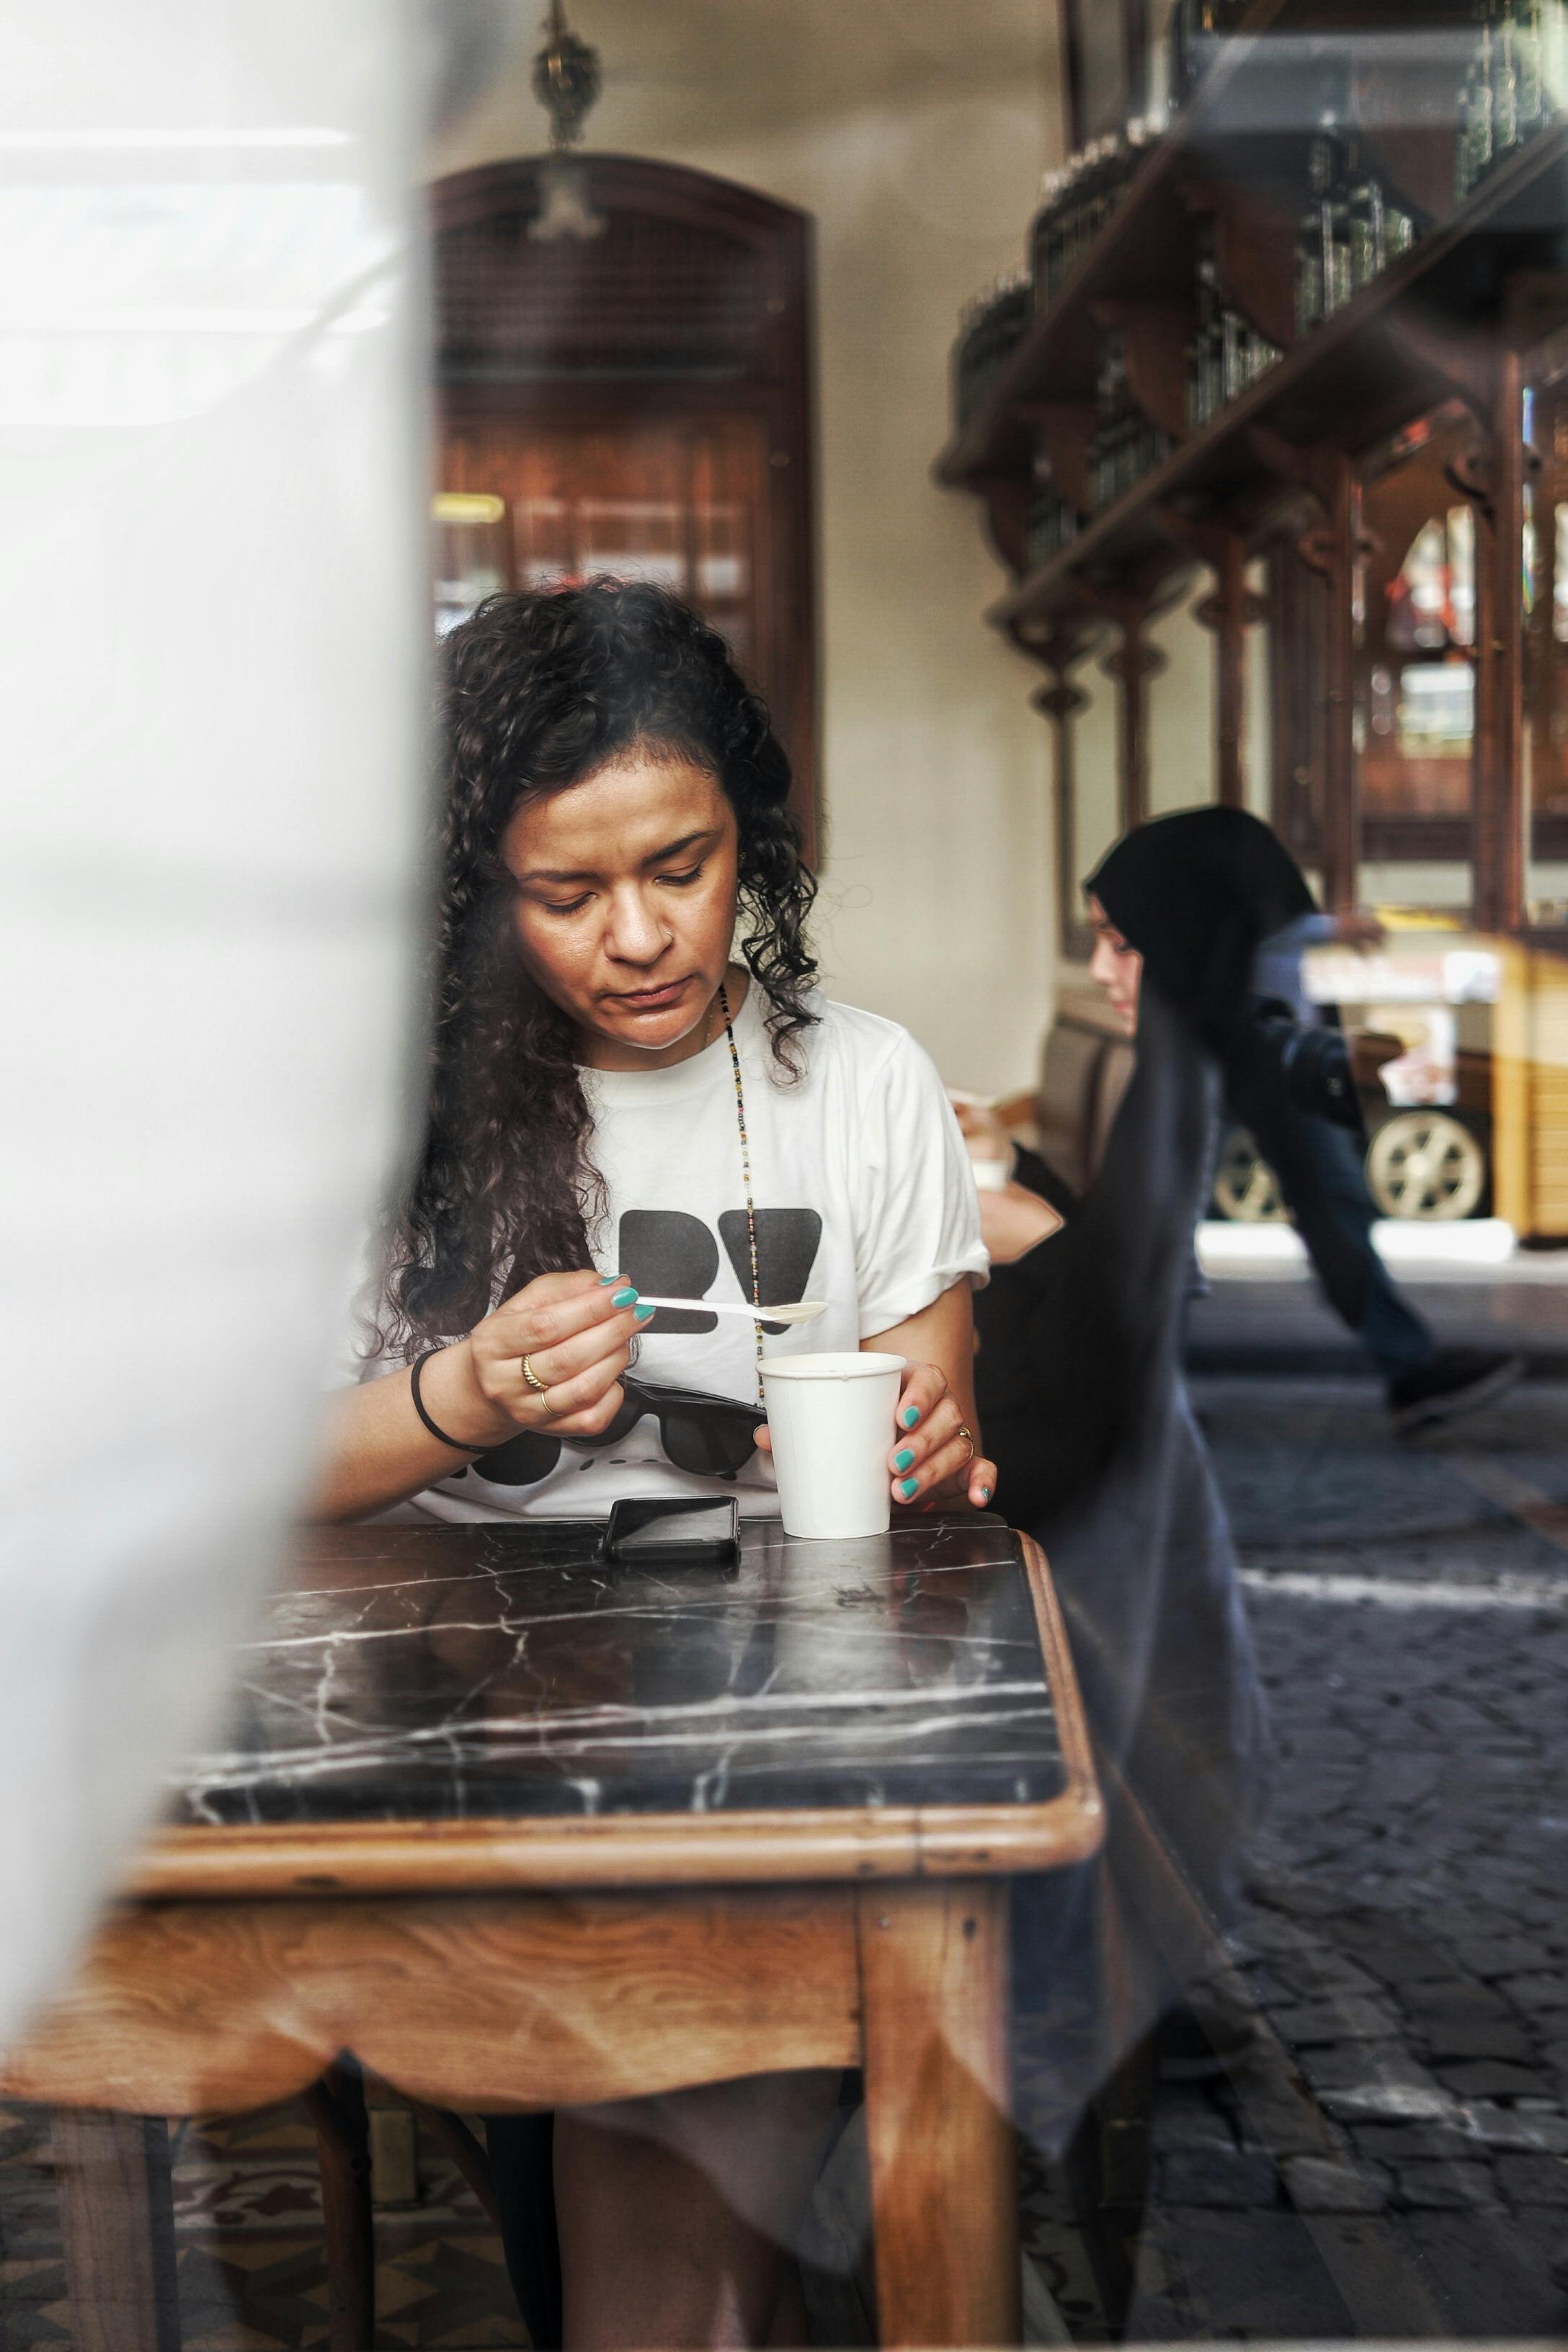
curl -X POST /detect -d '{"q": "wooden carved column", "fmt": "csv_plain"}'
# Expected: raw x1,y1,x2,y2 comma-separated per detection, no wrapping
1302,459,1358,912
1158,512,1268,808
1250,430,1358,907
1464,345,1528,935
1198,533,1267,809
1083,589,1167,832
1036,671,1089,945
1017,615,1094,946
1391,311,1533,934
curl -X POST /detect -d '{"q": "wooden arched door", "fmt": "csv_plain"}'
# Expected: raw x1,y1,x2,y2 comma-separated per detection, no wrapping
430,154,818,856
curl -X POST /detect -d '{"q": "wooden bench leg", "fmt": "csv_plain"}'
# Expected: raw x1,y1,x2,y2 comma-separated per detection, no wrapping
304,2066,375,2352
53,2108,179,2352
858,1881,1020,2348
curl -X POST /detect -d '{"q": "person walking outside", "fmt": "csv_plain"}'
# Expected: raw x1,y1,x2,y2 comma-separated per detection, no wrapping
1086,807,1521,1433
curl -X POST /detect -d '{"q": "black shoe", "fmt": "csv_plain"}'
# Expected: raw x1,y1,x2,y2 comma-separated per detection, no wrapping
1388,1348,1525,1434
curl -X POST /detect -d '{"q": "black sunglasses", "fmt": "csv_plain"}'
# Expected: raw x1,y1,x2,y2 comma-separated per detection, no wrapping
468,1375,762,1489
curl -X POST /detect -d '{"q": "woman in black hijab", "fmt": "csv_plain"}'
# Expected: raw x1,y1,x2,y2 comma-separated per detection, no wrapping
958,819,1270,2233
976,808,1513,2149
1090,803,1314,1047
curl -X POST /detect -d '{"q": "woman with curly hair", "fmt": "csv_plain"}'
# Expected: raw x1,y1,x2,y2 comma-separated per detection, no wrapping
315,580,993,2346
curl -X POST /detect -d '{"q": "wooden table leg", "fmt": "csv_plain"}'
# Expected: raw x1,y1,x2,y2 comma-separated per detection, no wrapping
304,2065,375,2352
53,2108,179,2352
858,1881,1020,2348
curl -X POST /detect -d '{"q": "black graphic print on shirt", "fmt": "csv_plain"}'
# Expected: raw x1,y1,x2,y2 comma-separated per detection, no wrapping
718,1209,824,1333
618,1208,823,1335
618,1211,719,1333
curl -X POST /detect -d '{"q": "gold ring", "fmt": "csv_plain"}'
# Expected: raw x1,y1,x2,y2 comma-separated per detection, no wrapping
522,1353,558,1416
956,1424,976,1466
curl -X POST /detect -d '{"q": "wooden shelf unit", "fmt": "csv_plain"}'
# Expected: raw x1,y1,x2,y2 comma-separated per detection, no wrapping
937,5,1568,943
938,0,1306,492
986,122,1568,635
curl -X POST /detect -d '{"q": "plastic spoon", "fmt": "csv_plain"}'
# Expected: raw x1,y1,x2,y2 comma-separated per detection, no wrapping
632,1295,828,1325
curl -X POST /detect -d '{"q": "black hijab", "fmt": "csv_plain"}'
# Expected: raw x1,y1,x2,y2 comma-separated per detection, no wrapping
978,985,1269,2148
1087,806,1315,1049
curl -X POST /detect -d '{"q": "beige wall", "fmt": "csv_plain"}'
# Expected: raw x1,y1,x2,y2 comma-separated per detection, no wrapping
1146,579,1219,819
431,2,1064,1095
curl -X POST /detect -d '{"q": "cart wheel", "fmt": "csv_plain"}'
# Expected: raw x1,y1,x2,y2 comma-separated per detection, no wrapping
1211,1128,1287,1222
1364,1110,1487,1221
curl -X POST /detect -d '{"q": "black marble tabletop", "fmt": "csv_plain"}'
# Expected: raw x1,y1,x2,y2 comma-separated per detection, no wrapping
172,1516,1066,1826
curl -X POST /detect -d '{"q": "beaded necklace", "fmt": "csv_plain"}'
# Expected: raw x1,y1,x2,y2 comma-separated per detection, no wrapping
715,979,765,1399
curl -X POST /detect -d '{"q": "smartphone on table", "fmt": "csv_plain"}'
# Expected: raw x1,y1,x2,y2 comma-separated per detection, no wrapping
602,1494,741,1569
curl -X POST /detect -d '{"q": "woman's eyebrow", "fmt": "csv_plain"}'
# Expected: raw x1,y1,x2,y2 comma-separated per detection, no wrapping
639,827,719,868
514,829,720,888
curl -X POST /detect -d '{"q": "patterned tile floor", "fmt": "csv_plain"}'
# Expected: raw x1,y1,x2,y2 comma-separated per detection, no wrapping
0,2098,525,2350
1,2078,1100,2349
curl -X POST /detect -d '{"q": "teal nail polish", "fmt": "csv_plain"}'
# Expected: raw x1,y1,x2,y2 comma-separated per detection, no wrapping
899,1476,919,1500
901,1406,920,1430
894,1447,915,1472
979,1485,992,1504
633,1302,656,1322
598,1273,621,1286
611,1286,638,1307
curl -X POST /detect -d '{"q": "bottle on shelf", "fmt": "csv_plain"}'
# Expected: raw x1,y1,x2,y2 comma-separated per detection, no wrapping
1456,2,1496,201
951,271,1033,432
1456,0,1566,206
1386,188,1420,265
1516,0,1549,135
1078,138,1113,269
1346,142,1387,289
1296,124,1353,332
1030,167,1064,305
1297,118,1422,333
1089,331,1172,513
1186,252,1216,430
1028,120,1155,313
1089,334,1126,512
1186,228,1281,429
1030,154,1076,307
1025,489,1082,573
1294,174,1324,337
1496,0,1523,156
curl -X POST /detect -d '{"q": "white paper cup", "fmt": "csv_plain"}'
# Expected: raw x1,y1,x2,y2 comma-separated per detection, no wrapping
760,1351,906,1540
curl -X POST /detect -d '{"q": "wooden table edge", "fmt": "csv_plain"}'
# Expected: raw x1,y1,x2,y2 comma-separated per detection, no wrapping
124,1527,1105,1899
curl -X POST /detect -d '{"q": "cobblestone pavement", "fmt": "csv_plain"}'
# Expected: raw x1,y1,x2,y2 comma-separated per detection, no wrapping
1122,1373,1568,2340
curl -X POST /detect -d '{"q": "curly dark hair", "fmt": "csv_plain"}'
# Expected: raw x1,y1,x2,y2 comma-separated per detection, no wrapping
373,579,819,1357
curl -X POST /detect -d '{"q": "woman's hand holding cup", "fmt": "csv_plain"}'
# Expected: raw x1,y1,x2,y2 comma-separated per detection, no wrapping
419,1268,649,1448
886,1361,997,1513
754,1357,997,1515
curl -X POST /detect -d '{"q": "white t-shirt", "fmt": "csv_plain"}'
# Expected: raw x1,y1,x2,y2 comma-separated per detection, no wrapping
381,986,986,1523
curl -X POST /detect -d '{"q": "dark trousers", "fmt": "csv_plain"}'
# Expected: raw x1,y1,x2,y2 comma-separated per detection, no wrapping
1224,1051,1435,1384
484,2113,562,2351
